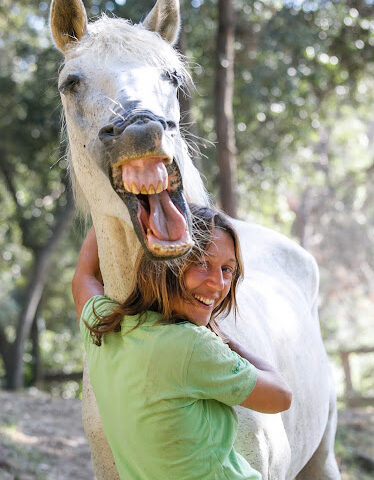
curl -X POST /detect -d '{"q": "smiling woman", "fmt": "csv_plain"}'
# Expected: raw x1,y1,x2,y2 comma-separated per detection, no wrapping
74,204,244,342
72,204,291,480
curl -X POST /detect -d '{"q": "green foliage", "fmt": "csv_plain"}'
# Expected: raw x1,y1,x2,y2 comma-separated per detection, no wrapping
0,0,78,386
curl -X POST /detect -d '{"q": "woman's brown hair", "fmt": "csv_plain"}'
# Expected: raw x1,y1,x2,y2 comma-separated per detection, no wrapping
85,204,244,345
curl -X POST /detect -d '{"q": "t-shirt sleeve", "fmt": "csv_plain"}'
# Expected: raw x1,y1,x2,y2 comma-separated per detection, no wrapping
79,295,119,349
185,328,258,406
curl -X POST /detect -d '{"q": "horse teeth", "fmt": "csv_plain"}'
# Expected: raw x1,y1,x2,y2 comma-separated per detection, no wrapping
156,181,164,193
147,228,152,236
123,181,130,192
148,184,156,194
141,185,148,195
131,183,140,195
150,241,192,256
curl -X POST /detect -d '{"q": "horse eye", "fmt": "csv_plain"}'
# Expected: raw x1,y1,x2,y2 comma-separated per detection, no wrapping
164,70,182,88
59,74,82,94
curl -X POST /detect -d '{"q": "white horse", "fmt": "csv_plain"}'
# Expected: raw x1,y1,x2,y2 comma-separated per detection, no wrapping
49,0,341,479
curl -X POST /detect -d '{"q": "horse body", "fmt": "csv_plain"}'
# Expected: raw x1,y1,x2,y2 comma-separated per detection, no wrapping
50,1,340,478
231,220,336,479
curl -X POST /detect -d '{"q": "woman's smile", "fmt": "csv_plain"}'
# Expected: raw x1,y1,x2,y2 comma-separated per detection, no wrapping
193,294,216,307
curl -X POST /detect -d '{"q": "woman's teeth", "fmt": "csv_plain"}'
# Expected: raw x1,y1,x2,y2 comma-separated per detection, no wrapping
194,295,214,306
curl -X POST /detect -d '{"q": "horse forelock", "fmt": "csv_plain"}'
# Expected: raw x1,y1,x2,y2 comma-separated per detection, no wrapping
64,14,190,84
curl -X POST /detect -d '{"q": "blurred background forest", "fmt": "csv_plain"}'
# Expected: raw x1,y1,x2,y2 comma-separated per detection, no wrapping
0,0,373,421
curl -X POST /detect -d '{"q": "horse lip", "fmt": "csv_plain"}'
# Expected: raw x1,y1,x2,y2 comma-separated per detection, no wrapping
99,110,167,143
104,119,175,169
112,154,172,169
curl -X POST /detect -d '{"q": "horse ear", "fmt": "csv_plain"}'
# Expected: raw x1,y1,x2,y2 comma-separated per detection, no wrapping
143,0,180,45
50,0,88,53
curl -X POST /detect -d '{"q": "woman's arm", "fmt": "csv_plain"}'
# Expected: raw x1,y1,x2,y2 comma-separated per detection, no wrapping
227,337,292,414
72,226,104,321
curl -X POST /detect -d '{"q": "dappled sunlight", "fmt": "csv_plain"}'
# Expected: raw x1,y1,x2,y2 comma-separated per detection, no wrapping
0,424,87,450
0,425,39,446
0,390,93,478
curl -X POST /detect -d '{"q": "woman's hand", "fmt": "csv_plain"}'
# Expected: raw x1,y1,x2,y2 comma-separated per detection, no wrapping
72,226,104,321
227,337,292,414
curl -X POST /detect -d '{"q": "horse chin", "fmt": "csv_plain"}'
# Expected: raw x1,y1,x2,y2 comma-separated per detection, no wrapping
110,160,194,260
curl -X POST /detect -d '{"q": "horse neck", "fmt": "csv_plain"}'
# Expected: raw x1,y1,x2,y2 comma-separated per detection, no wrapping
91,213,140,303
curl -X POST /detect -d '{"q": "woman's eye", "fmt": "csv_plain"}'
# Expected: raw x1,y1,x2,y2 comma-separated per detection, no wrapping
222,266,234,275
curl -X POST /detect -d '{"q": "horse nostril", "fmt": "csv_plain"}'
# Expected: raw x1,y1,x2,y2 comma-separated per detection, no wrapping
99,123,115,141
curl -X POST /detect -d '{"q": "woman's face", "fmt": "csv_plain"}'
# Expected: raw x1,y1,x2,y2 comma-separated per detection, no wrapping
172,228,237,327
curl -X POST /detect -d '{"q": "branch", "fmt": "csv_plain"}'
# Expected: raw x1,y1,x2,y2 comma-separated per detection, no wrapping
0,151,41,250
43,371,83,382
0,325,10,364
8,187,75,388
0,151,21,209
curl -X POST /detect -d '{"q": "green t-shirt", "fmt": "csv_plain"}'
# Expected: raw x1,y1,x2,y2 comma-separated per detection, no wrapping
80,295,261,480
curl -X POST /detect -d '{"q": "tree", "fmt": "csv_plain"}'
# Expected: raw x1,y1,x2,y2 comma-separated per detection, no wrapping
214,0,237,216
0,0,75,388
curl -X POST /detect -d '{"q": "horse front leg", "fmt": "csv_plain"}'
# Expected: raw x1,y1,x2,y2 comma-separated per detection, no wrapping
234,407,292,480
82,358,120,479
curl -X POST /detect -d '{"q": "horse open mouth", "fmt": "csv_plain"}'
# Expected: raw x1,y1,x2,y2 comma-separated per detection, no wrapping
111,156,194,259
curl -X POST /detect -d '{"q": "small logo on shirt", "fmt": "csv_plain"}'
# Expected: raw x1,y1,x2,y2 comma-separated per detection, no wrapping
232,358,242,374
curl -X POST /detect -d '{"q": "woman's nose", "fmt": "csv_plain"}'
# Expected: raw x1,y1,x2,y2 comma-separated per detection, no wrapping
205,269,224,291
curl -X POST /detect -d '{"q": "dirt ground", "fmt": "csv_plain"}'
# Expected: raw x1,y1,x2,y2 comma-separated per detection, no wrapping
0,389,93,480
0,389,373,480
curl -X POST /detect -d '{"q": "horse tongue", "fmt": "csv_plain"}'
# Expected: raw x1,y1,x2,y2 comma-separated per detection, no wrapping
148,191,186,241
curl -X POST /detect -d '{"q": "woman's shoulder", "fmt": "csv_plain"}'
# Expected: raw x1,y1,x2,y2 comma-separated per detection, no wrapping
170,320,209,336
166,322,224,351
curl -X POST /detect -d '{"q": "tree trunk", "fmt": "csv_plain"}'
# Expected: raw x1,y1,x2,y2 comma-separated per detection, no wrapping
6,190,75,390
215,0,237,217
30,315,43,386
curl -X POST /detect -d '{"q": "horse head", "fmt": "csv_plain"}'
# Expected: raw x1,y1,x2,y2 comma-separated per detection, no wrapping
50,0,207,259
